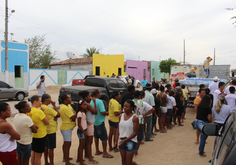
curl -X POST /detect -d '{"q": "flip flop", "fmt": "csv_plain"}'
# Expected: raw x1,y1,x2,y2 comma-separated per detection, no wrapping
88,160,99,164
199,153,206,157
160,130,167,133
62,157,73,162
102,154,114,158
94,152,103,155
194,142,199,145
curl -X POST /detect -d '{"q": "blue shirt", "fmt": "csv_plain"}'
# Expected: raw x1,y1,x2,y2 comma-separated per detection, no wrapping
141,79,148,87
90,98,106,126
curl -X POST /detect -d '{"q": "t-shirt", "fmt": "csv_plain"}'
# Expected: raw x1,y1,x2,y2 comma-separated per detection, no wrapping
121,93,134,108
203,59,211,69
224,85,236,95
36,81,46,97
60,104,76,130
29,107,47,138
187,68,195,73
133,99,153,124
90,98,106,126
213,89,223,107
108,99,121,123
225,94,236,111
194,96,202,106
152,81,156,88
182,90,187,101
77,112,87,130
141,79,148,87
166,95,176,109
42,104,58,134
183,89,188,100
142,90,155,116
196,107,211,122
209,82,219,95
212,105,231,124
14,113,34,145
128,79,132,83
175,92,182,108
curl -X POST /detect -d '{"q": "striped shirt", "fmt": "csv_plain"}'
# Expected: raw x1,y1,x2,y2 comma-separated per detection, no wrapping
133,99,153,124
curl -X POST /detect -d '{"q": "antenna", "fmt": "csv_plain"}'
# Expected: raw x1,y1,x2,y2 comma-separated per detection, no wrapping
66,52,74,59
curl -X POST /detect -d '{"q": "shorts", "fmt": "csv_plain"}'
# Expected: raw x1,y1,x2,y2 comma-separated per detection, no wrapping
184,100,188,109
205,69,210,75
0,149,18,165
186,73,196,78
109,120,119,129
45,133,56,149
77,128,87,139
119,138,137,153
166,109,173,118
161,107,167,113
32,137,46,153
87,124,94,136
16,142,31,159
152,115,157,126
137,125,144,142
94,122,108,141
176,106,183,116
60,129,73,142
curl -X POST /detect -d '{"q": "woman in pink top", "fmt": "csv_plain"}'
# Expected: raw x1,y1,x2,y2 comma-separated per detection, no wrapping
76,99,88,165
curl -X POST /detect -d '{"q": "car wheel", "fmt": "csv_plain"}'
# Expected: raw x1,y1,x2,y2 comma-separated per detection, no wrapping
16,92,25,101
137,83,141,88
102,100,108,111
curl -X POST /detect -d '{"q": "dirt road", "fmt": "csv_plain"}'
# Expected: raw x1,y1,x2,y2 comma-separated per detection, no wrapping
3,85,214,165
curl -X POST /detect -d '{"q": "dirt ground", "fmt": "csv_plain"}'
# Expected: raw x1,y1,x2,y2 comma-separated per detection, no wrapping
4,85,214,165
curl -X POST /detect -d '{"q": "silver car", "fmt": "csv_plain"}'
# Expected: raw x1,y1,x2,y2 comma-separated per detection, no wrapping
0,81,28,101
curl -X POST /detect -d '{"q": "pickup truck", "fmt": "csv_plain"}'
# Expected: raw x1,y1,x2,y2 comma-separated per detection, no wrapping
59,77,128,110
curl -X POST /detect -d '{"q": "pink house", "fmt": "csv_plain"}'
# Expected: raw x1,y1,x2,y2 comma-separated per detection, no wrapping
126,60,150,82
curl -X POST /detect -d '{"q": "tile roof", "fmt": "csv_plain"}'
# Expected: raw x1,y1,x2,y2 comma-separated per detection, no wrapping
50,57,93,66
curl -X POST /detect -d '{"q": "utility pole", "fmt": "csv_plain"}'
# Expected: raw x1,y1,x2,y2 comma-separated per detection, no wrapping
5,0,8,83
183,39,185,65
213,48,215,65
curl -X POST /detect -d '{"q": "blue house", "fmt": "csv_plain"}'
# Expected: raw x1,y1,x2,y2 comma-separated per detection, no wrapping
0,41,29,89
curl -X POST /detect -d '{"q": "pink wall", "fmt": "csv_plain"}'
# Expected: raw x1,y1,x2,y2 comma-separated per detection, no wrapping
126,60,150,82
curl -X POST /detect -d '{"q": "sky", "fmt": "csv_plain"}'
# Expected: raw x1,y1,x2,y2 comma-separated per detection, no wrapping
0,0,236,68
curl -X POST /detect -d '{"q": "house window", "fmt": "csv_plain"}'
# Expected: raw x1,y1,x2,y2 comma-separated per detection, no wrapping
152,69,154,76
143,69,146,77
95,66,100,76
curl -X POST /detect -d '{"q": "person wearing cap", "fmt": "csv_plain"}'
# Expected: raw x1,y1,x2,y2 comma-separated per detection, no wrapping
150,88,160,135
173,78,179,89
209,77,219,95
142,83,155,141
224,80,236,95
186,67,197,78
203,56,213,78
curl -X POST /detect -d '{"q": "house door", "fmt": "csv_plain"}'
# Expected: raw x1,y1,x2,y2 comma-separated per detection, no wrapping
118,68,122,76
95,66,100,76
15,66,24,88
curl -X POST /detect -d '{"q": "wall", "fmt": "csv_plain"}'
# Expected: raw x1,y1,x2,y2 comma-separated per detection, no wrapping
66,70,90,85
151,61,168,81
50,63,92,74
92,54,124,77
29,69,58,90
0,41,29,89
126,60,150,82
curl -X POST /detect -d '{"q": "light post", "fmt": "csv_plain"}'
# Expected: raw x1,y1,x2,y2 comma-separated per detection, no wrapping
5,0,15,83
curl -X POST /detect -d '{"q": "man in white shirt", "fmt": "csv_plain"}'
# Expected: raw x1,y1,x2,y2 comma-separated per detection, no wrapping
213,82,225,107
209,76,219,95
224,80,236,95
225,86,236,111
36,75,46,96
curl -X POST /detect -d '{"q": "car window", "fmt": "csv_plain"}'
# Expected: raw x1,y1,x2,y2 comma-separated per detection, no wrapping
84,78,105,87
0,82,9,88
108,80,118,88
216,113,234,159
117,80,127,88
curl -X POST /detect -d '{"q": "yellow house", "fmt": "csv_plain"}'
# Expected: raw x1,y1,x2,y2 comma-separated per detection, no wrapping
93,54,124,77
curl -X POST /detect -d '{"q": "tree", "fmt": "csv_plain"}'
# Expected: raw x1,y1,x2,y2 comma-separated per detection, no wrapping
80,47,99,58
24,35,58,68
159,58,179,74
226,7,236,27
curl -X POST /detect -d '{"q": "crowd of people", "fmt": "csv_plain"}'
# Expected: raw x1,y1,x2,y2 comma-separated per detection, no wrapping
0,73,236,165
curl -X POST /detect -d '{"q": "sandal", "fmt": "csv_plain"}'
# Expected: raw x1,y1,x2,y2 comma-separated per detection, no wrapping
62,157,73,162
199,153,206,157
102,154,114,158
95,151,103,155
194,142,199,145
88,160,99,164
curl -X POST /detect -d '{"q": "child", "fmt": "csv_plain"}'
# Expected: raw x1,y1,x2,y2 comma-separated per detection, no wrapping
76,99,88,165
14,101,38,165
0,102,20,165
108,91,122,152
